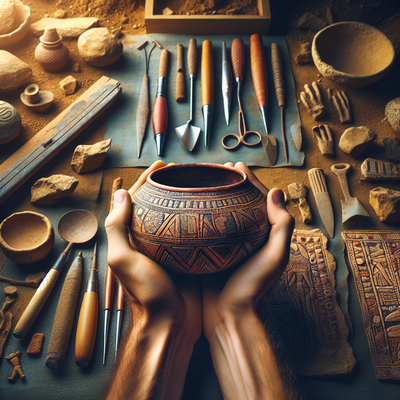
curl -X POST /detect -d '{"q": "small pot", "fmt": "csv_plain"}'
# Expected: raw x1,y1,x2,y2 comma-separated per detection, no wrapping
130,163,271,274
0,211,54,264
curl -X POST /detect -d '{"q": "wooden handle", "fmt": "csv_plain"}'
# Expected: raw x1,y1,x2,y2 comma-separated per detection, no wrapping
152,96,168,136
231,38,245,81
46,254,82,368
187,38,197,77
117,280,124,311
13,269,60,339
75,291,98,367
250,33,268,109
308,168,328,194
201,40,214,107
175,44,185,102
271,43,285,108
158,49,169,78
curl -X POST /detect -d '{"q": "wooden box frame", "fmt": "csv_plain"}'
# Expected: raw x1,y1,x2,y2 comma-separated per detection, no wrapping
145,0,271,35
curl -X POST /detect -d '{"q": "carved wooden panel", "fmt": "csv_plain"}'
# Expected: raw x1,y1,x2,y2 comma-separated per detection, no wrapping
342,230,400,380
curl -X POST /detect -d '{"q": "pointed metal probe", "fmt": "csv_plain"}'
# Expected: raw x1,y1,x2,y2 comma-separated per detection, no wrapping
221,41,232,126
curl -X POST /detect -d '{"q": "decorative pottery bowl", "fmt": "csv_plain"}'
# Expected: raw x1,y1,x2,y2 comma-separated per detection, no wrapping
130,163,271,274
0,211,54,264
312,21,396,87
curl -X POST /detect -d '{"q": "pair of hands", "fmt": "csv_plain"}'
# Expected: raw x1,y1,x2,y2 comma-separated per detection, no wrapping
105,160,294,347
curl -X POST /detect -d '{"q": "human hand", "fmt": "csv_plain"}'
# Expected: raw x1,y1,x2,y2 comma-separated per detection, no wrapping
201,161,295,340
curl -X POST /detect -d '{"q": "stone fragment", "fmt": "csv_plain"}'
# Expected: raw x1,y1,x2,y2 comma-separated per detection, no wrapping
385,97,400,134
162,7,174,15
31,174,79,206
59,75,77,95
71,62,80,73
361,158,400,181
78,27,123,67
338,126,376,158
296,12,327,31
383,137,400,163
0,0,16,34
295,41,312,65
27,333,45,355
30,17,99,37
71,138,111,173
53,9,67,18
0,50,32,92
370,186,400,222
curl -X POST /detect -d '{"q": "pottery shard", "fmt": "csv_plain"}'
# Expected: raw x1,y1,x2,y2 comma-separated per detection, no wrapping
78,27,123,67
385,97,400,135
369,186,400,223
31,174,78,206
338,126,376,158
71,138,111,173
59,75,77,95
0,0,16,35
383,137,400,163
30,17,99,37
0,50,32,92
27,333,45,355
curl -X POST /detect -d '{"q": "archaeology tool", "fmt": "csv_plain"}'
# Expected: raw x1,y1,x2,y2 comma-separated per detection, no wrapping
221,40,232,126
331,163,370,222
222,38,262,151
103,177,122,366
175,38,201,151
0,76,121,206
201,40,214,148
308,168,334,238
13,209,98,339
250,34,278,165
152,48,169,156
271,43,289,163
136,40,158,158
288,183,312,223
175,43,185,102
46,252,83,369
75,242,99,368
290,124,302,152
115,280,124,362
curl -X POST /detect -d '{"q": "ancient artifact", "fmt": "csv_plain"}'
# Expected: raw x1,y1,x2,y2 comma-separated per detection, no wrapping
130,163,271,274
0,0,30,47
313,125,334,156
287,183,312,223
312,21,396,87
361,158,400,181
20,83,54,113
59,75,77,95
30,17,99,37
27,333,45,355
369,187,400,223
331,90,351,123
0,50,32,92
0,211,54,264
35,26,69,71
0,286,17,357
0,0,17,35
300,82,325,120
71,138,111,174
308,168,334,238
342,230,400,379
290,124,302,151
383,138,400,163
295,41,312,65
331,163,369,222
0,100,21,145
5,350,25,381
261,229,356,376
385,97,400,135
338,126,376,158
13,209,97,339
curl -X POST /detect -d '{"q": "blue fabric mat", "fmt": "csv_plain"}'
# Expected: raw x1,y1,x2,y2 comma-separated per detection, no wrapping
104,34,304,167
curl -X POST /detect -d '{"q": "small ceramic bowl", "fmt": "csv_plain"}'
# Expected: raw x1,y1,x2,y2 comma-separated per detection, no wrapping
0,211,54,264
312,21,396,87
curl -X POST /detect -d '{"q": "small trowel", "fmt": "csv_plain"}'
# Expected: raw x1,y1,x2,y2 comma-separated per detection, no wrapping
175,38,201,151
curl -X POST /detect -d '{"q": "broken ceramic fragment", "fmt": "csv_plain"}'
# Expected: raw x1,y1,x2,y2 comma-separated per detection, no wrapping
59,75,77,95
71,138,111,174
0,50,32,92
385,97,400,135
338,126,376,158
369,186,400,222
361,158,400,181
0,100,21,144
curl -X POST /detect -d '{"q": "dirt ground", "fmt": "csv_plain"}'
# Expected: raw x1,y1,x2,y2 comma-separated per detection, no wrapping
1,0,400,225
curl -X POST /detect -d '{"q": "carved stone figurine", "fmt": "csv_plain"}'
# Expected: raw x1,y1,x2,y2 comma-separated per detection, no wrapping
5,350,25,381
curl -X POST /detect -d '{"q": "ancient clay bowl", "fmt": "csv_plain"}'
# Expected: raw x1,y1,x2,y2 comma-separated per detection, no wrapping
0,0,31,48
312,21,396,87
130,163,271,274
0,211,54,264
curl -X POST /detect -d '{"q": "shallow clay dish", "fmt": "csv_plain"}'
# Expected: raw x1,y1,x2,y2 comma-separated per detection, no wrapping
0,211,54,264
0,0,31,48
312,21,396,87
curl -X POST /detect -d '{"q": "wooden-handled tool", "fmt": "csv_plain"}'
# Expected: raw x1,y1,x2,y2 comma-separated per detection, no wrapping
250,34,278,165
75,243,98,367
115,280,124,361
152,48,169,156
46,252,83,369
271,43,289,163
175,43,185,102
201,40,214,147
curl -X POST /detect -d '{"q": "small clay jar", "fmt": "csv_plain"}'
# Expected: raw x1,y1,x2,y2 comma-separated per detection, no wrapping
35,26,69,71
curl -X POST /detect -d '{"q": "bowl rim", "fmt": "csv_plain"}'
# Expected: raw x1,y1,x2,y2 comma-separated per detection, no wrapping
146,163,249,193
0,0,31,47
311,21,396,80
0,211,54,252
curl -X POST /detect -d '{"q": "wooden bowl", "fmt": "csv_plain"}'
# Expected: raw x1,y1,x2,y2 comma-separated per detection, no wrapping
311,21,396,87
130,163,271,274
0,211,54,264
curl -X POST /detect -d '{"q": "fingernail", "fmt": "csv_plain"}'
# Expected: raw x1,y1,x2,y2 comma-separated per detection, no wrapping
113,190,125,206
272,189,286,206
